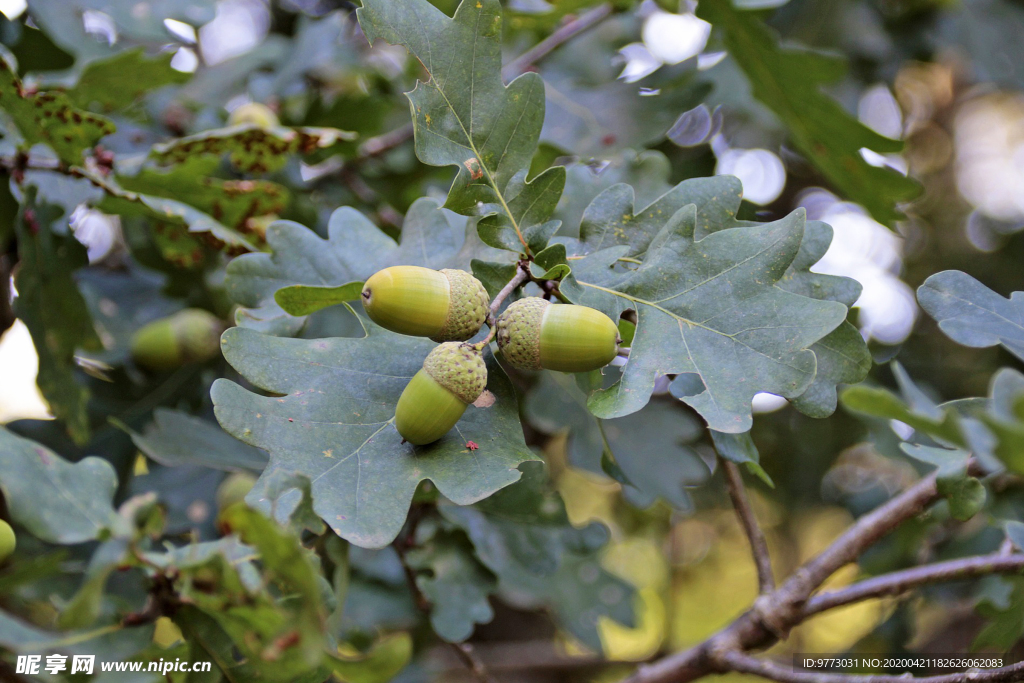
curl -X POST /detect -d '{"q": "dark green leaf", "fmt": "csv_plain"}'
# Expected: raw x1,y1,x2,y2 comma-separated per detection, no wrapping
357,0,556,254
406,529,495,642
212,320,537,548
65,48,191,113
128,408,268,472
696,1,919,225
13,188,100,443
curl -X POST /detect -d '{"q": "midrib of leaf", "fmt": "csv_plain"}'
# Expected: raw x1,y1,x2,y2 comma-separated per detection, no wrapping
578,281,817,370
434,79,532,250
309,418,394,486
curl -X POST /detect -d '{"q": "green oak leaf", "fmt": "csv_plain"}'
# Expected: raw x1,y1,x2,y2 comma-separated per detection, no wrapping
0,56,115,165
696,0,919,226
212,318,537,548
982,368,1024,474
0,427,124,544
152,124,355,174
441,462,633,652
563,205,849,432
975,577,1024,651
918,270,1024,361
13,188,100,443
64,47,191,113
576,175,744,257
126,408,268,472
357,0,560,255
226,198,464,336
406,528,496,642
711,430,773,487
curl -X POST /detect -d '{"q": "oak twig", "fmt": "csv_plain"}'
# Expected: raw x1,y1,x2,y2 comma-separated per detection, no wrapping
502,4,614,80
802,553,1024,617
722,459,774,593
622,467,971,683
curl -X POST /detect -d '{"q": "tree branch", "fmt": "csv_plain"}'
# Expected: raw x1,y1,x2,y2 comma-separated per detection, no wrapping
623,468,956,683
489,262,531,319
502,4,615,80
802,553,1024,617
722,459,775,593
717,651,1024,683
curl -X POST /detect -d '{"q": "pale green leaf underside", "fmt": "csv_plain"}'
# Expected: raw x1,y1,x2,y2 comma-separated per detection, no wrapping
918,270,1024,361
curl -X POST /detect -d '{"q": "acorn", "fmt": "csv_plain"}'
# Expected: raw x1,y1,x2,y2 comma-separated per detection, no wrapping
0,520,15,563
361,266,489,342
395,342,487,445
228,102,280,128
130,309,225,371
496,297,619,373
216,471,258,512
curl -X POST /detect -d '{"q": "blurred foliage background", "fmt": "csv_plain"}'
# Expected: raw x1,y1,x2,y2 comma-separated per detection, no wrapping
0,0,1023,680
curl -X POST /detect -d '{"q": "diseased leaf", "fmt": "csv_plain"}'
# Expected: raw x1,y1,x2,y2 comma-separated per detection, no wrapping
152,124,355,174
696,0,919,225
212,319,537,548
357,0,559,255
13,188,100,443
226,199,463,336
65,48,191,113
0,56,115,165
0,427,123,544
128,408,268,472
918,270,1024,361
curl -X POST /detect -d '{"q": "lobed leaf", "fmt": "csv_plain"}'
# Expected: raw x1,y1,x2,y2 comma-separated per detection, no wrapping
212,319,537,548
918,270,1024,361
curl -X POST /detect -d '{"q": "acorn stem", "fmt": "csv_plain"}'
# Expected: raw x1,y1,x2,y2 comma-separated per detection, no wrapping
489,262,531,319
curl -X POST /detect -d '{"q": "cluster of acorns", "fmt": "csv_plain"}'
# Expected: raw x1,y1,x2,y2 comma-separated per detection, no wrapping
361,265,621,445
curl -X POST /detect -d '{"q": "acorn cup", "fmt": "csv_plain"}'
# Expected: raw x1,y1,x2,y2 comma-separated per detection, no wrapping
130,309,225,372
361,266,489,342
228,102,280,128
395,342,487,446
496,297,620,373
0,519,15,563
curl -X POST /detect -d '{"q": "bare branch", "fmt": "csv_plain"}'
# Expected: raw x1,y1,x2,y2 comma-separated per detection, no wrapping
803,553,1024,617
722,459,775,593
502,4,615,80
717,651,1024,683
623,469,954,683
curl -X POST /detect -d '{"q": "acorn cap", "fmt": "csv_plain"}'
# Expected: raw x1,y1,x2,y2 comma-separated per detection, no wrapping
422,342,487,404
434,269,489,342
496,297,548,371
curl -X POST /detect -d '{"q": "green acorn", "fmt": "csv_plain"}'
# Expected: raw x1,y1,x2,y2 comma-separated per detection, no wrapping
361,266,489,342
496,297,620,373
395,342,487,445
130,309,225,371
0,520,15,563
216,471,258,512
228,102,280,128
